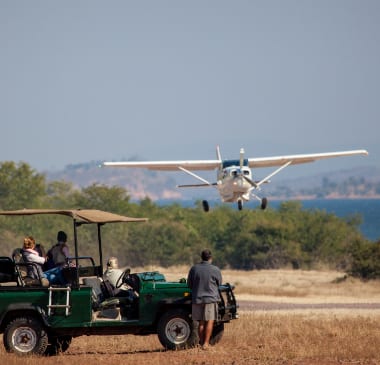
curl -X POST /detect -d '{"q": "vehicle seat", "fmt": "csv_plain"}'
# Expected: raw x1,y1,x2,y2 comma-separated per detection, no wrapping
83,277,133,311
0,257,17,283
13,261,49,287
82,277,116,308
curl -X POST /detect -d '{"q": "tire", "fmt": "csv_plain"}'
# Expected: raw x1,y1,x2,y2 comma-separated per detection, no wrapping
209,322,224,345
157,309,197,350
45,335,72,356
3,317,48,356
202,200,210,212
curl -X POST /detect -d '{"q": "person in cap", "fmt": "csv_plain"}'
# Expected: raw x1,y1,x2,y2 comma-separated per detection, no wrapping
187,249,222,350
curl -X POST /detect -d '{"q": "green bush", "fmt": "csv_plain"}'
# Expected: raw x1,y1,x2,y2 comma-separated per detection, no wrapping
349,240,380,279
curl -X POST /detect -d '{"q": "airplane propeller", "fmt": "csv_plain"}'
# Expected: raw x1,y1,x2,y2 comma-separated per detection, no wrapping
242,174,258,188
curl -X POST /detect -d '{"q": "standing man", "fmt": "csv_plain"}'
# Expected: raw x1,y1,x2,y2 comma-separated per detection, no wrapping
187,249,222,350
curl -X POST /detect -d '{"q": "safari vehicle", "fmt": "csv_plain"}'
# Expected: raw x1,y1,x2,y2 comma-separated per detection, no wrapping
0,209,238,356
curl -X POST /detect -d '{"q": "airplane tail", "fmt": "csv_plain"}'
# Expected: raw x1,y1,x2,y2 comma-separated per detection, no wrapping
216,145,223,170
216,145,222,161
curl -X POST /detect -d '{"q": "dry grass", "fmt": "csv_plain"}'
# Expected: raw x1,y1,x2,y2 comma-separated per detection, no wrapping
1,314,379,365
1,268,380,364
159,266,380,303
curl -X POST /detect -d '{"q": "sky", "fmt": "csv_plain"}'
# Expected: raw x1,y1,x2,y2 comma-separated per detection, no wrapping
1,1,379,180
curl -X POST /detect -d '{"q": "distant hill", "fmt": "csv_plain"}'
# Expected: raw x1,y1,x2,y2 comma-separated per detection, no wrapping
45,162,380,201
267,165,380,199
45,161,183,200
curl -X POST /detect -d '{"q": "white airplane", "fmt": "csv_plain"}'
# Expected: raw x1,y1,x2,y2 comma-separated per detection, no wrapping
103,147,368,212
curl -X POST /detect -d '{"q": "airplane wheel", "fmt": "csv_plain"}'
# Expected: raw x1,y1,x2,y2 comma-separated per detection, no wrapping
202,200,209,212
238,200,243,210
261,197,268,210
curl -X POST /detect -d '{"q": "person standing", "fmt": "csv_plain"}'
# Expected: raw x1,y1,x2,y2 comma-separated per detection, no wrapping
187,249,222,350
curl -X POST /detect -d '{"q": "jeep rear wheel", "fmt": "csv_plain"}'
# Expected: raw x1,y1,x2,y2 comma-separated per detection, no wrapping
157,309,197,350
4,317,48,356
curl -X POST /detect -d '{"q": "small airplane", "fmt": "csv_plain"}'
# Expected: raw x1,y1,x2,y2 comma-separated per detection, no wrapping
103,147,368,212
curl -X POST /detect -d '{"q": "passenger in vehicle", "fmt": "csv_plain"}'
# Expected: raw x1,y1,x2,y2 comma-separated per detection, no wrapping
46,231,70,269
22,236,66,285
22,236,46,279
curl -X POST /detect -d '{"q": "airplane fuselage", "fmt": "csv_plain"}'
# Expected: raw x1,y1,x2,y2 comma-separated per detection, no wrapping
217,166,252,203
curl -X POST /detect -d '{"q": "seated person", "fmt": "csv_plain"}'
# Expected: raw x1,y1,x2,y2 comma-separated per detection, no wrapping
22,236,66,285
45,230,71,269
103,257,135,298
103,257,123,287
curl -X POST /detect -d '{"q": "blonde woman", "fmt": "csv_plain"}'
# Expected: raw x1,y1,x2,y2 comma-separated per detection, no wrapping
22,236,46,280
22,236,65,285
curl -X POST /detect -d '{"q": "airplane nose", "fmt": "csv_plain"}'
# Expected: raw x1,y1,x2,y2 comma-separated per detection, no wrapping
233,177,248,190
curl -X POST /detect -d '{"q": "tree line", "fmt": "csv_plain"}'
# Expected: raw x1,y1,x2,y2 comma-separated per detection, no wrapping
0,161,379,279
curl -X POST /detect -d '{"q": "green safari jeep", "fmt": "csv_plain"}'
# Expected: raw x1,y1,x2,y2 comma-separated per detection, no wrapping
0,209,238,356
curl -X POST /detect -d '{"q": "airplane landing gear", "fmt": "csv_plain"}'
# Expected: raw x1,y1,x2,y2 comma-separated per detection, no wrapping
202,200,210,212
237,200,243,211
261,197,268,210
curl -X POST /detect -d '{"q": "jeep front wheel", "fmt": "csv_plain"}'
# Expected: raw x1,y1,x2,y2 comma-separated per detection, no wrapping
157,309,197,350
4,317,48,355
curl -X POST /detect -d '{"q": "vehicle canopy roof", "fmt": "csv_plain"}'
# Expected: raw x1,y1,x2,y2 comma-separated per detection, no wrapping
0,209,148,224
0,209,147,284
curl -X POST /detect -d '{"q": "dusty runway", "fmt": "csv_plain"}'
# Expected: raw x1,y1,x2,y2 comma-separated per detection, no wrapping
239,300,380,311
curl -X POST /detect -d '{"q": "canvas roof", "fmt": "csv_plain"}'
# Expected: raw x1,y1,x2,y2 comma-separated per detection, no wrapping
0,209,148,224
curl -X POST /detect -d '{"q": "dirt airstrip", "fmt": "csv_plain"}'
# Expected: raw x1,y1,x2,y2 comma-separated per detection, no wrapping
1,269,380,364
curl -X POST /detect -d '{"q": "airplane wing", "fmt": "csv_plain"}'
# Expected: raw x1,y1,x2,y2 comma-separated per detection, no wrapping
103,149,368,170
103,160,221,171
177,183,218,188
247,150,369,168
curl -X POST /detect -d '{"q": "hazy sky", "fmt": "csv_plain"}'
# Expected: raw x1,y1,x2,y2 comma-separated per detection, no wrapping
1,1,378,179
